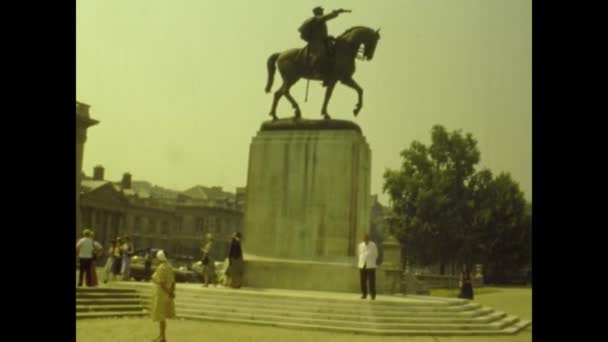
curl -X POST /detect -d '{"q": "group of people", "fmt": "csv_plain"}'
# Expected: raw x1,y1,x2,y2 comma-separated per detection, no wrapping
199,232,244,289
76,230,136,287
103,235,136,283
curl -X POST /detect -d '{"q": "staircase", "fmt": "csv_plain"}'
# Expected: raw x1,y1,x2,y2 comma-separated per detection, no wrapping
107,282,531,336
76,287,148,319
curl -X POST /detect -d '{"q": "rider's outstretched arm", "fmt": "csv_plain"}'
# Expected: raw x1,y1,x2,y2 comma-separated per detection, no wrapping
321,9,351,22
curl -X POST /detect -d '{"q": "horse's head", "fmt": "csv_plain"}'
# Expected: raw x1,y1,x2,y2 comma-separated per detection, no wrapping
340,26,381,61
363,28,381,60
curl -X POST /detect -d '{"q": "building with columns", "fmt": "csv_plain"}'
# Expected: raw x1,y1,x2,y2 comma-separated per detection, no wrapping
80,166,244,263
76,101,99,237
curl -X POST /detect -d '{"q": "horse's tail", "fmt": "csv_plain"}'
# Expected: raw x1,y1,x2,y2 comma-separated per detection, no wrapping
265,53,280,93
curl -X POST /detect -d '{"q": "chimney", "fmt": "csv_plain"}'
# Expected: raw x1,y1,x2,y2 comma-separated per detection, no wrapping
121,173,132,189
93,165,104,180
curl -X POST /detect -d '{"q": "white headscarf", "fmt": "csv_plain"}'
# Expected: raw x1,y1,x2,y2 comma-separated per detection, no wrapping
156,250,167,262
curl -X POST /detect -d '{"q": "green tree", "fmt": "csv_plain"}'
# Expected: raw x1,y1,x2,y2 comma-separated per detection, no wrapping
384,125,531,281
473,173,531,283
383,125,480,274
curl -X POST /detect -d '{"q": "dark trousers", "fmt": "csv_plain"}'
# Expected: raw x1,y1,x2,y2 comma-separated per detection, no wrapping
144,261,152,281
78,258,93,287
359,266,376,298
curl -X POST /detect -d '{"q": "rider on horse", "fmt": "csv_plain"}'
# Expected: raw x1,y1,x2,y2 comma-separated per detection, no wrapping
298,7,351,80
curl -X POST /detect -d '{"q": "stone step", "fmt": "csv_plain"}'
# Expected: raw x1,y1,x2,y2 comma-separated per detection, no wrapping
99,284,531,336
487,315,520,330
140,298,479,316
140,297,496,322
179,313,525,336
76,287,138,294
175,307,507,331
77,298,143,306
110,283,463,307
76,311,148,320
136,292,480,314
502,319,532,334
76,292,141,299
77,304,145,313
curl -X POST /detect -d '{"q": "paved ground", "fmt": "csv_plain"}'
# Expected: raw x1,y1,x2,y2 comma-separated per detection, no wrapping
76,287,531,342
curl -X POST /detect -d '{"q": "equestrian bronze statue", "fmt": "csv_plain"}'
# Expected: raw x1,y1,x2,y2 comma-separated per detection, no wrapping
265,8,381,121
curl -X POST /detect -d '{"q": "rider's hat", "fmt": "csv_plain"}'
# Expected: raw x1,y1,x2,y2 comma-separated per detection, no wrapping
313,6,324,15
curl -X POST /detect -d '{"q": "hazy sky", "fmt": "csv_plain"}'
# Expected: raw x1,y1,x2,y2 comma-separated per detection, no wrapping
77,0,531,205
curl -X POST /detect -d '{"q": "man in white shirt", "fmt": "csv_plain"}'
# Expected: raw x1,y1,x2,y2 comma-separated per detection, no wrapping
357,233,378,300
76,229,102,287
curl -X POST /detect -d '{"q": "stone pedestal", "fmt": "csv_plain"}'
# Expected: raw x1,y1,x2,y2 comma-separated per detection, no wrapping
242,118,372,292
381,235,402,294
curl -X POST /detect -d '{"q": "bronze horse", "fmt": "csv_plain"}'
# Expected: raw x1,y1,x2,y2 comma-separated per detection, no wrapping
265,26,381,120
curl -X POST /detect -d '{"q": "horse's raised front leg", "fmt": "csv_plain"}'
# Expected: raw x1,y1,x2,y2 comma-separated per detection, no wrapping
340,77,363,116
321,80,337,120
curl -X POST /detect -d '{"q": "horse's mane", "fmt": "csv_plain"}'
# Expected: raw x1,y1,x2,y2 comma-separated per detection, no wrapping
337,26,370,40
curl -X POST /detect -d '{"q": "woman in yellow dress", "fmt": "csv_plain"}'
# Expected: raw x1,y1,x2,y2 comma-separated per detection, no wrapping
151,250,175,342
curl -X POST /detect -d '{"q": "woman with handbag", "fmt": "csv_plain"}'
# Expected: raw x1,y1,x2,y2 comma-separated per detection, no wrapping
76,229,102,287
151,250,175,342
87,231,102,287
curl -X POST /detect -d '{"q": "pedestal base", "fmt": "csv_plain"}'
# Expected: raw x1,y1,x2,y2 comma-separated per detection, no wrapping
243,254,386,293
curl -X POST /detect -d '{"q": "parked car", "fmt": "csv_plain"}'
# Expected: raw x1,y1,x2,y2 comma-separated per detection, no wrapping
129,249,200,283
190,260,227,284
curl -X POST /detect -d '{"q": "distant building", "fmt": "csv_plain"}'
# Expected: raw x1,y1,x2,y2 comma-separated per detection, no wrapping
80,166,244,263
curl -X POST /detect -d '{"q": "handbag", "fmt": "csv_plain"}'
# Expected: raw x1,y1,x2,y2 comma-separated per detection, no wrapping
91,239,98,260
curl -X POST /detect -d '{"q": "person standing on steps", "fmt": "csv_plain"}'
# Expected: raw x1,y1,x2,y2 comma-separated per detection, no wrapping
200,233,217,287
357,233,378,300
120,235,135,281
111,237,123,281
144,247,154,281
102,239,115,284
76,228,102,287
87,230,102,287
227,232,244,288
